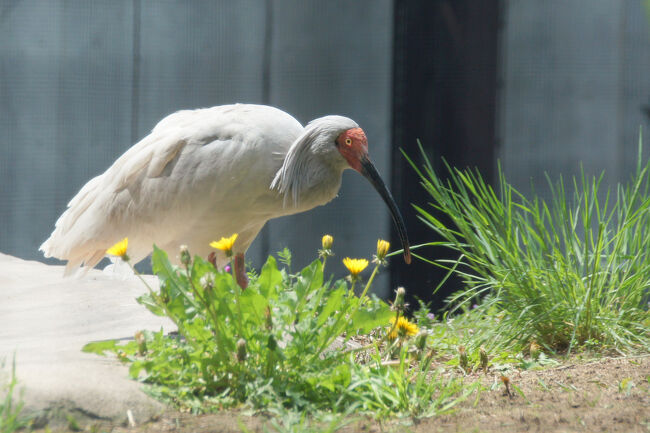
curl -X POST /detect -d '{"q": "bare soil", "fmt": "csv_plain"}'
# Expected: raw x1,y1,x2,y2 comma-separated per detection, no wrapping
36,355,649,433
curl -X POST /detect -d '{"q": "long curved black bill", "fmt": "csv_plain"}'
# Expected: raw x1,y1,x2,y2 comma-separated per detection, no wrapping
360,157,412,264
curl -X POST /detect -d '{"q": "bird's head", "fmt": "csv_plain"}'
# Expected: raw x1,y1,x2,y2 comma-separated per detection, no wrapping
271,115,411,264
334,127,368,172
333,125,411,264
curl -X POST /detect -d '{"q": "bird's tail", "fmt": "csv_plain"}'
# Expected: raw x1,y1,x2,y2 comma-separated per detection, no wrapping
40,236,106,277
40,174,110,276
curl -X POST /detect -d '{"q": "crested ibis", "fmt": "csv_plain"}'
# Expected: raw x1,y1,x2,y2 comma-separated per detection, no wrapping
40,104,411,280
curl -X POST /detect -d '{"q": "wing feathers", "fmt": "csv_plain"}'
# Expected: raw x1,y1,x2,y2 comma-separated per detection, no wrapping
41,132,185,264
41,104,304,275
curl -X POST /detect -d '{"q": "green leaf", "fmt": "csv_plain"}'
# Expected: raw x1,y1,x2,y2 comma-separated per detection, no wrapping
351,304,393,334
151,245,182,289
82,340,120,356
136,293,166,316
257,255,283,299
308,364,351,392
129,360,146,379
240,290,268,327
317,282,347,327
296,259,324,299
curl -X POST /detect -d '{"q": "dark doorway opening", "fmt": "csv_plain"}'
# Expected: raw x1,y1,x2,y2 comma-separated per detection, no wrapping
391,0,500,311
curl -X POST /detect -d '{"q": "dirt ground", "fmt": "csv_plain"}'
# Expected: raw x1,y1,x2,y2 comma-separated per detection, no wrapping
37,355,649,433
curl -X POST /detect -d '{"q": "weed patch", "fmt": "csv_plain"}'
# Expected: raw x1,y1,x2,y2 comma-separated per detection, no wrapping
405,135,650,355
84,240,475,418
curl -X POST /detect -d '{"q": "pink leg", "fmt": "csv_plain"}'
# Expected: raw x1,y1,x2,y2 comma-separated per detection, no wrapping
234,252,248,289
207,251,218,268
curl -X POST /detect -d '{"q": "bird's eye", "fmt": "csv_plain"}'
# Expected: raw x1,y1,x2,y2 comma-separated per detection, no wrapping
345,138,352,146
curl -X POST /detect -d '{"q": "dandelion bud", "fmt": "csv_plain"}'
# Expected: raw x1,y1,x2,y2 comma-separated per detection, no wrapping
322,234,333,250
458,345,469,372
319,235,335,260
393,287,406,311
529,340,541,360
236,338,247,363
267,335,278,351
376,239,390,261
135,331,147,355
501,375,512,397
265,306,273,331
179,245,191,266
479,346,488,373
415,331,427,351
200,274,214,292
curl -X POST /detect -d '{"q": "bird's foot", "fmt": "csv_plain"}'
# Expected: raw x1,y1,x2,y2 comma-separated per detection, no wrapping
234,252,248,290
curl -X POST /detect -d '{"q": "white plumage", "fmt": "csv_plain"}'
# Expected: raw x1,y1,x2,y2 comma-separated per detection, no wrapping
41,103,410,275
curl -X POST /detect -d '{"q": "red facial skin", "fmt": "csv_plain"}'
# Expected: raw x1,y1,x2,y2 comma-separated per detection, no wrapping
336,128,369,172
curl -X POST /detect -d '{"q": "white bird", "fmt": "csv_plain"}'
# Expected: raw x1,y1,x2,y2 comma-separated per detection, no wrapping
40,104,411,279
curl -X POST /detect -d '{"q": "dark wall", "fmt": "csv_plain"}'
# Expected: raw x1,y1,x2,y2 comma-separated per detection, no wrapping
391,0,500,311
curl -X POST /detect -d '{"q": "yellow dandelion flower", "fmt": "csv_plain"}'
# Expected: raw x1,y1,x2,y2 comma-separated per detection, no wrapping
322,234,334,250
388,316,419,340
210,233,238,257
342,257,369,277
106,238,129,259
376,239,390,260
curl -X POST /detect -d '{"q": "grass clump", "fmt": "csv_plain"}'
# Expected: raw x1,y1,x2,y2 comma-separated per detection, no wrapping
1,358,30,433
84,239,475,418
405,137,650,355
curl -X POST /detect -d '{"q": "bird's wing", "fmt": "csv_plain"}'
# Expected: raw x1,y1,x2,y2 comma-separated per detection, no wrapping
40,104,303,274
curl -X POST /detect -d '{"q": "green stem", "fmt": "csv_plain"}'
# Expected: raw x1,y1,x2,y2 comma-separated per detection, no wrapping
183,262,223,344
359,264,380,301
125,259,190,338
344,264,381,335
306,267,382,364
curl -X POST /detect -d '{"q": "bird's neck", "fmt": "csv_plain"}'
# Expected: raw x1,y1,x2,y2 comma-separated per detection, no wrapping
292,158,344,210
270,133,345,211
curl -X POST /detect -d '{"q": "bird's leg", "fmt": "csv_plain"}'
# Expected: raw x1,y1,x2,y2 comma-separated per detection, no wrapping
234,252,248,289
207,251,218,268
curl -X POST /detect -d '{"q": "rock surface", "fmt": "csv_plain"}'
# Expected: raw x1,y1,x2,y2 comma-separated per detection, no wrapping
0,253,174,427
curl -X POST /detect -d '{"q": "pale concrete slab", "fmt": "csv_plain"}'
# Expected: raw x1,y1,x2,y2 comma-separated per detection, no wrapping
0,253,175,426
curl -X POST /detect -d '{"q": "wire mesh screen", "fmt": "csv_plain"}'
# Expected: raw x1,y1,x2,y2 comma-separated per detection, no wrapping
0,0,393,294
499,1,650,198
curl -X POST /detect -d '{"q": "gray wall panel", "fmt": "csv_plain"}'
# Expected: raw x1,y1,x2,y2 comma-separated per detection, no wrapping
500,1,621,197
499,1,649,199
136,1,267,132
0,1,134,261
619,1,650,174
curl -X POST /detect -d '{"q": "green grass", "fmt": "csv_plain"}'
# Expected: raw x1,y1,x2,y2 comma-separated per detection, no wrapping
404,134,650,355
84,244,476,420
1,357,30,433
79,135,650,425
